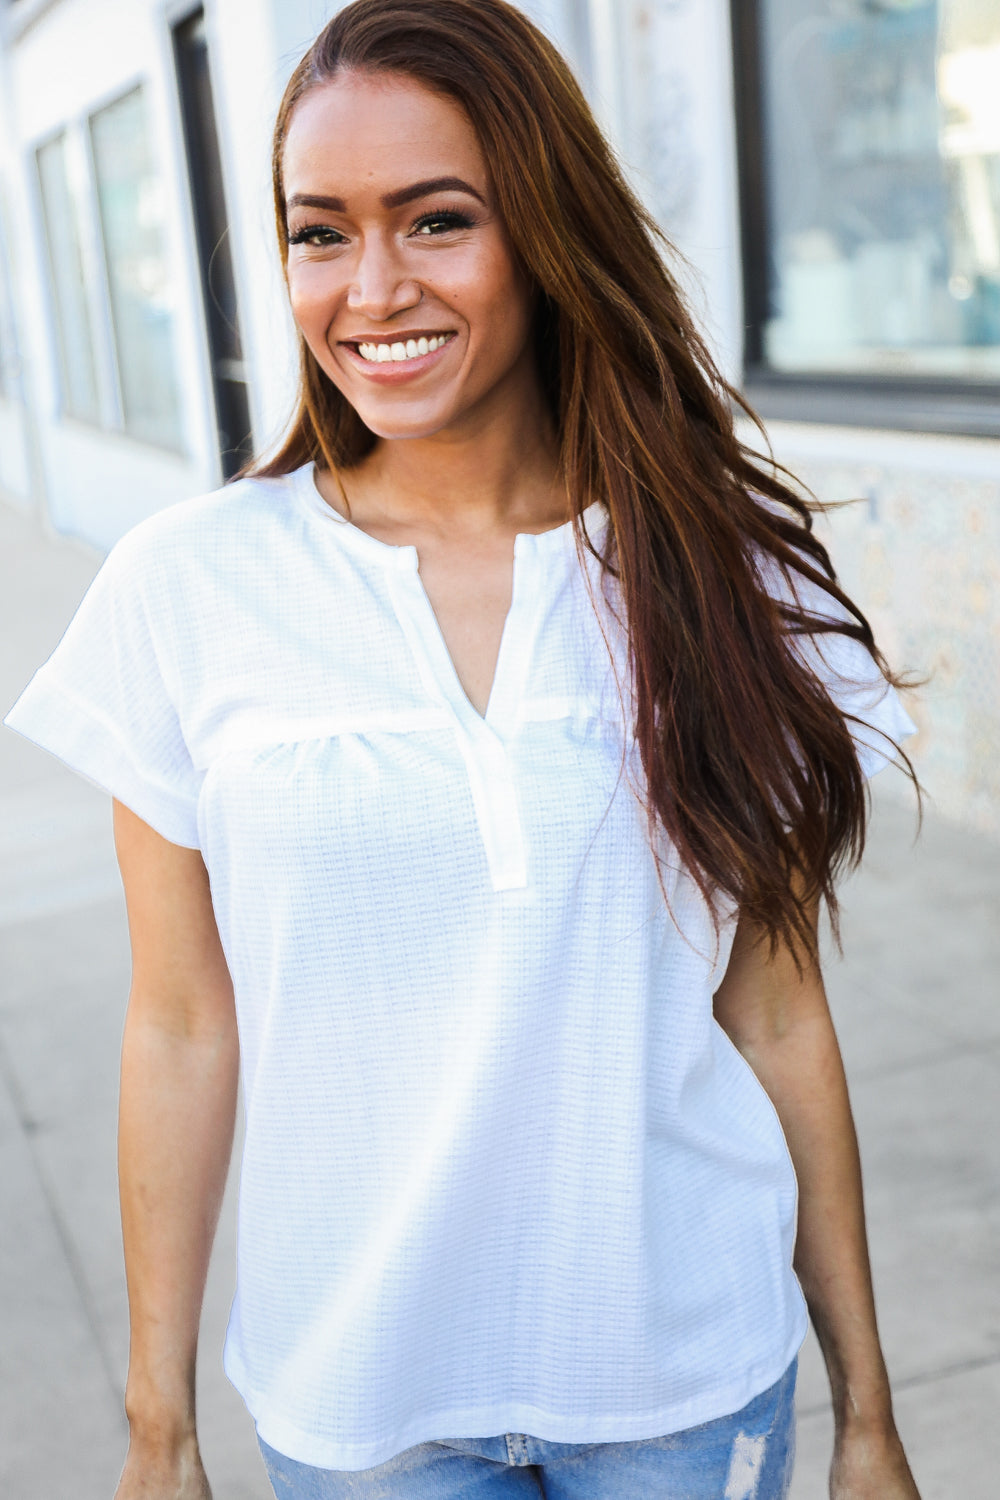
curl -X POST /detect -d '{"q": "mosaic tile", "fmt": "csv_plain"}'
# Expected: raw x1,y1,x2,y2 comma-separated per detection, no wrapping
790,457,1000,838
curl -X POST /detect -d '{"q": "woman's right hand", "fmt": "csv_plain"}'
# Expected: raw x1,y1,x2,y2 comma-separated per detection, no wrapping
114,1430,212,1498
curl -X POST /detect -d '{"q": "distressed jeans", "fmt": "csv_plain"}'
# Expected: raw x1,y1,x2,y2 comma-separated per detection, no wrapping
259,1357,797,1499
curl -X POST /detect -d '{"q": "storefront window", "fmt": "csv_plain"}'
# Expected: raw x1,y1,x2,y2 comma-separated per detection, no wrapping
36,132,101,423
0,192,21,402
90,86,184,450
756,0,1000,383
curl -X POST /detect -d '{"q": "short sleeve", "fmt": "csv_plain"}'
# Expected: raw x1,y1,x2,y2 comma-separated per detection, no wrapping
3,530,201,847
761,553,918,781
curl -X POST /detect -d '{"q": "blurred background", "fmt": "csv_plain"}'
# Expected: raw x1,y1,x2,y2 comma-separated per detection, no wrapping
0,1,997,1495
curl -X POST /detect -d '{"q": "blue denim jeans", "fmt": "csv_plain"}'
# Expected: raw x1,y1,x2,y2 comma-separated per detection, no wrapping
258,1358,797,1498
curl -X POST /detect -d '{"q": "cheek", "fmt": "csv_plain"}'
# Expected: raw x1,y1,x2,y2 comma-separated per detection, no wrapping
464,248,534,350
287,264,342,344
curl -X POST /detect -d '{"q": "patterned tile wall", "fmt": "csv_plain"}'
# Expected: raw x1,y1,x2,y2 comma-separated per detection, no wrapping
765,435,1000,839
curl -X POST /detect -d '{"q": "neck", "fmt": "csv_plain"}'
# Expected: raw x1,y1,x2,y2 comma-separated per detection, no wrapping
339,361,564,535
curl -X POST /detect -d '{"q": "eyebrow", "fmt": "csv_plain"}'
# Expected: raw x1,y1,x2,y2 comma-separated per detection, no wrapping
286,176,487,215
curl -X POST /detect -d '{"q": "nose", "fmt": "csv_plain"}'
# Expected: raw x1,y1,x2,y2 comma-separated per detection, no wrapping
346,234,421,321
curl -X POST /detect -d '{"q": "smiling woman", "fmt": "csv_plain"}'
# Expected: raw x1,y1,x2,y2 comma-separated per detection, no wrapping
2,2,924,1499
278,72,543,458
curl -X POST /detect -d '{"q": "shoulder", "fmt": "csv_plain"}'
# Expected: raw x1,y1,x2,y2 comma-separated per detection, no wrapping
744,513,844,619
97,470,305,609
756,545,902,719
747,530,917,771
111,471,300,570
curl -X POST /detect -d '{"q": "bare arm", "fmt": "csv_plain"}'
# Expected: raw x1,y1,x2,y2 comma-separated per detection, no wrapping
713,909,920,1500
112,799,240,1499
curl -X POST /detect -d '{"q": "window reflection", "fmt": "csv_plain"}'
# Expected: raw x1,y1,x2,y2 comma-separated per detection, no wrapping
90,87,184,450
0,193,21,403
36,132,101,422
761,0,1000,381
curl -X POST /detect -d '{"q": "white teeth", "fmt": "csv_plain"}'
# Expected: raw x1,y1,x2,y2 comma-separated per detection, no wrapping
355,334,450,363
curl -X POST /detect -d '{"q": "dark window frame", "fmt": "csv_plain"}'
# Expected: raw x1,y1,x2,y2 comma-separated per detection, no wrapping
730,0,1000,439
172,5,253,479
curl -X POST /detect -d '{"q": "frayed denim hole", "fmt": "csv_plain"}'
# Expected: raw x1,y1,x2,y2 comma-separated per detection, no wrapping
724,1431,768,1500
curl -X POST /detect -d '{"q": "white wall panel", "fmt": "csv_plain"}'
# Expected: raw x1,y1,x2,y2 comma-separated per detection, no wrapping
617,0,744,383
42,420,205,551
14,0,152,141
210,0,302,454
0,400,32,505
6,0,219,542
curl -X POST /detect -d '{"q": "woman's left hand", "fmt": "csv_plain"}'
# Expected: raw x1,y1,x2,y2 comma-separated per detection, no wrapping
830,1418,922,1498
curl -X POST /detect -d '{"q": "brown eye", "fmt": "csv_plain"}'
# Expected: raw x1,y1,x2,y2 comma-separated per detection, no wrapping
412,210,475,236
288,225,345,247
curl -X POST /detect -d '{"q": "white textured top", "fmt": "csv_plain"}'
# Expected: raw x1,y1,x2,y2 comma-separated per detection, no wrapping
4,464,916,1470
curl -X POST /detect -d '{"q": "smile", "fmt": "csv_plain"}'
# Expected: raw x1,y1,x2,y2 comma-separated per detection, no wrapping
354,333,454,364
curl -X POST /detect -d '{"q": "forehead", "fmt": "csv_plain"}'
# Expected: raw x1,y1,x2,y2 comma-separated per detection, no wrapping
282,71,486,199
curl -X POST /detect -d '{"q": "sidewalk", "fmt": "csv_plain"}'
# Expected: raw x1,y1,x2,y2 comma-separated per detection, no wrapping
0,501,271,1498
1,497,998,1497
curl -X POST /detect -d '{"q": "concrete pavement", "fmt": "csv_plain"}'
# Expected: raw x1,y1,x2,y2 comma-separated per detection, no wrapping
0,501,271,1498
1,497,998,1497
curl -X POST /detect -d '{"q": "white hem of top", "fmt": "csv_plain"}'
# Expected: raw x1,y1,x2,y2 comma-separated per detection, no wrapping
227,1314,809,1473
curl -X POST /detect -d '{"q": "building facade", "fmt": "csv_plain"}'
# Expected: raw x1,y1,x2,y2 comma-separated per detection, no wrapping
0,0,997,833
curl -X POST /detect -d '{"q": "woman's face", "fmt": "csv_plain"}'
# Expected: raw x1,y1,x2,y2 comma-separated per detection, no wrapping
281,70,539,444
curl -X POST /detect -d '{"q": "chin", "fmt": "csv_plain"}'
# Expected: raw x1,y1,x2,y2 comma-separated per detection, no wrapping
349,401,468,443
356,417,450,443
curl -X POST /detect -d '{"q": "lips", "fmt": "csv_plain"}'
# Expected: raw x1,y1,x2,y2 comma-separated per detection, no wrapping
339,330,457,379
353,333,453,364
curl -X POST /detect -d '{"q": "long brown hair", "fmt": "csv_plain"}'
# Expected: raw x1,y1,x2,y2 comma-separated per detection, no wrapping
253,0,914,956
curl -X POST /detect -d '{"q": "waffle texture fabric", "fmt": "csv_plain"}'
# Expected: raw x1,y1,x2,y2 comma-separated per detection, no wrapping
5,463,916,1471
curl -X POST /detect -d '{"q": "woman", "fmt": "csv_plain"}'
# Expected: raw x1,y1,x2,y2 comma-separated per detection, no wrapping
5,2,922,1496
